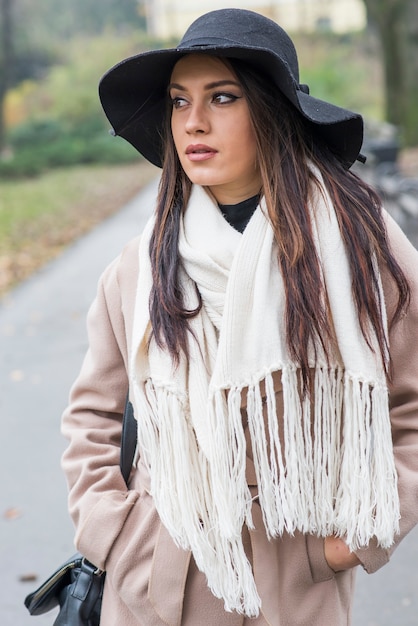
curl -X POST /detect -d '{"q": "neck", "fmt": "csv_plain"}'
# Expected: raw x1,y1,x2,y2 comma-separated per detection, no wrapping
206,181,261,205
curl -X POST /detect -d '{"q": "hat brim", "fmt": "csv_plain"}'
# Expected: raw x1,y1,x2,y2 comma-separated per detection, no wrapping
99,45,363,169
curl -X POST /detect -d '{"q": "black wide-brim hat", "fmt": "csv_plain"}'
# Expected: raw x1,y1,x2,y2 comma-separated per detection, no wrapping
99,8,364,169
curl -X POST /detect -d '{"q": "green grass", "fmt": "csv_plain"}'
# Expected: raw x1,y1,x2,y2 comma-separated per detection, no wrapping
0,161,157,293
0,161,154,246
0,169,86,244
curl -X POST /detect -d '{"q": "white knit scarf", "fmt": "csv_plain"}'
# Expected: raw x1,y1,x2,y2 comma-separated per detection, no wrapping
130,173,399,617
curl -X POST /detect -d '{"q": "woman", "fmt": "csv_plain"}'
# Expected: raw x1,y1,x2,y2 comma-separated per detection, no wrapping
61,8,418,625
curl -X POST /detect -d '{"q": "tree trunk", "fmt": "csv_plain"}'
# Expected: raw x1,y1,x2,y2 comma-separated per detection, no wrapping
403,1,418,144
363,0,408,125
363,0,418,146
380,14,405,125
0,0,13,153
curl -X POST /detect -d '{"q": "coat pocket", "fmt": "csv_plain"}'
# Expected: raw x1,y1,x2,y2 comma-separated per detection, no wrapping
305,534,336,583
148,522,191,626
107,462,191,626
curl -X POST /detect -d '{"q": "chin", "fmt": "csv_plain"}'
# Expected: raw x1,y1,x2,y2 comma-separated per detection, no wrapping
181,163,221,185
186,175,224,188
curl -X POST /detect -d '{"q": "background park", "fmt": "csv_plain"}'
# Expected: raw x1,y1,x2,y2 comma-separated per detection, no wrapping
0,0,418,296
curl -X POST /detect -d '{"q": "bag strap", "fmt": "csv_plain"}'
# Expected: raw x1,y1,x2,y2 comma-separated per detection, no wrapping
120,395,137,485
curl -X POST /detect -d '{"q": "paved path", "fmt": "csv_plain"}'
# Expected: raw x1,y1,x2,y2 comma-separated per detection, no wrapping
0,177,417,625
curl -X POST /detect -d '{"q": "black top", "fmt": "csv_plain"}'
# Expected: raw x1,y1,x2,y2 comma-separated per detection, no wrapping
218,194,260,233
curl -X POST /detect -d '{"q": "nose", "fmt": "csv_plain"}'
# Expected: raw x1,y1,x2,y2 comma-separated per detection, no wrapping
184,102,210,134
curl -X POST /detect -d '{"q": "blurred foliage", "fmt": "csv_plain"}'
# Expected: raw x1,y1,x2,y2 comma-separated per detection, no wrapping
1,119,139,179
0,32,172,178
294,31,383,120
0,0,149,158
6,0,145,85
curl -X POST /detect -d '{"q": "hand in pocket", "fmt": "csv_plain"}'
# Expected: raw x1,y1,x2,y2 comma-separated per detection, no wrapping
324,536,361,572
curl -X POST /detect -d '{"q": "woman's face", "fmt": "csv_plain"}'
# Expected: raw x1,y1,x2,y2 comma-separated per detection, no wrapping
169,54,261,204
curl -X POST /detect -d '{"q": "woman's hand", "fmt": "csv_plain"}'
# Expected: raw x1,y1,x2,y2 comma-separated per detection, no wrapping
324,536,361,572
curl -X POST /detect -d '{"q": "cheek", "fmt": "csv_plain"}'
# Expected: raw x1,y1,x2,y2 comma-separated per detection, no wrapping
226,112,256,155
235,122,258,166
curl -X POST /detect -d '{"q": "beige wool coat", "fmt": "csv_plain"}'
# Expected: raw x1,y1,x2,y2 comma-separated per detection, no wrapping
61,212,418,626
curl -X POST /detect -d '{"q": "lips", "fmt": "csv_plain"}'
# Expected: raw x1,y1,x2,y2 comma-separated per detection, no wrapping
185,144,218,162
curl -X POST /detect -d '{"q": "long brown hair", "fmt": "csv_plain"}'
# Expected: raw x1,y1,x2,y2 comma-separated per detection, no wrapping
149,55,410,384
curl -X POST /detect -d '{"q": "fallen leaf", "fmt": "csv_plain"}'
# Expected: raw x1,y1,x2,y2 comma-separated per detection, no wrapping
4,507,22,520
19,572,38,583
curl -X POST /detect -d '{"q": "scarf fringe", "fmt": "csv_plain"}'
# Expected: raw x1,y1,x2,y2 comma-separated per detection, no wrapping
247,368,399,549
134,379,261,616
334,375,400,549
133,365,398,616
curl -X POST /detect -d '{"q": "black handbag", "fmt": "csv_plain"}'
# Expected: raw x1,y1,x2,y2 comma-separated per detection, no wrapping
24,397,137,625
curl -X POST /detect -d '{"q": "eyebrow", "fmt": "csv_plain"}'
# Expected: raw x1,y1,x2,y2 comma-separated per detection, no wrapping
168,79,241,92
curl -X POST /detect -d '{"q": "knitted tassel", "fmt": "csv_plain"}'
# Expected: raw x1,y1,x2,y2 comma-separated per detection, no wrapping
192,530,261,616
312,367,343,534
368,383,400,546
205,388,252,537
265,372,293,531
281,366,315,530
334,375,399,549
135,381,210,550
244,367,399,548
135,380,261,616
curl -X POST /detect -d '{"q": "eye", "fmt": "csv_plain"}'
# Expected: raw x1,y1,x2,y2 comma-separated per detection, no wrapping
171,96,189,109
212,92,240,104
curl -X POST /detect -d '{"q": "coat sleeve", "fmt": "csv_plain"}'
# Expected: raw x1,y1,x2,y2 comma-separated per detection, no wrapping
61,238,141,570
355,212,418,573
